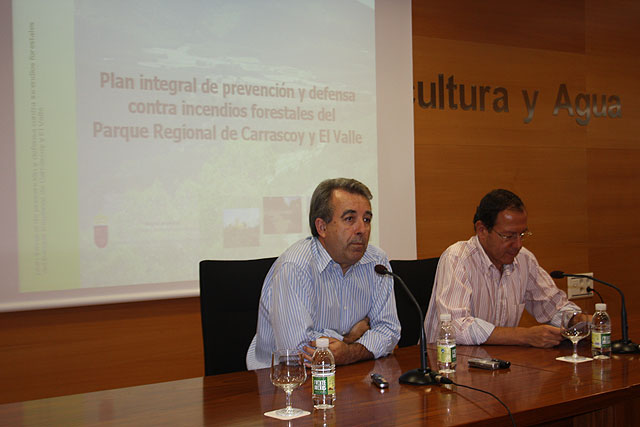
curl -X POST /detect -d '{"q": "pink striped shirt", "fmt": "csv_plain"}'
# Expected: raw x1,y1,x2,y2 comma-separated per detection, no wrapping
424,236,578,345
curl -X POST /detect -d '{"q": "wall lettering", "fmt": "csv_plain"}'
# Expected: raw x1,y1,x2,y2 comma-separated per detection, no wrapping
414,74,622,126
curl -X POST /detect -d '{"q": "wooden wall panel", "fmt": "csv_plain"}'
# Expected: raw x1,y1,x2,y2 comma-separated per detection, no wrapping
586,56,640,148
412,0,586,53
586,1,640,56
0,298,203,403
412,0,640,334
412,32,590,267
584,0,640,334
2,0,639,405
412,39,589,148
587,148,640,331
415,144,588,263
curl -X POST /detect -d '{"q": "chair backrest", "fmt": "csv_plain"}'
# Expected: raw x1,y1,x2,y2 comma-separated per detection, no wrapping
199,257,277,376
389,258,439,348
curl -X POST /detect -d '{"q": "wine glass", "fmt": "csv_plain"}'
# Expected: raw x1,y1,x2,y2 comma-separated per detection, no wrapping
557,310,592,363
270,349,307,418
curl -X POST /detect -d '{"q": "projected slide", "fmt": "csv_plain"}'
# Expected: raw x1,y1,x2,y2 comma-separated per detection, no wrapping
10,0,378,302
3,0,417,311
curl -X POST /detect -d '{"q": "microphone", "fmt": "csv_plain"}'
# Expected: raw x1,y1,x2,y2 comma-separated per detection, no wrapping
551,270,639,354
375,264,435,385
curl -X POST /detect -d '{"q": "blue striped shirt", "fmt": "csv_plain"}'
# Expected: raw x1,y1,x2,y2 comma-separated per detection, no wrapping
246,236,400,370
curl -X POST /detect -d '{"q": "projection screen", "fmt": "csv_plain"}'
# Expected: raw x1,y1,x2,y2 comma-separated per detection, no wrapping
0,0,416,311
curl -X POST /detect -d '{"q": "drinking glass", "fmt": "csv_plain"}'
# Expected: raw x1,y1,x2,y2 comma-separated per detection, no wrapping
270,349,307,417
557,310,592,363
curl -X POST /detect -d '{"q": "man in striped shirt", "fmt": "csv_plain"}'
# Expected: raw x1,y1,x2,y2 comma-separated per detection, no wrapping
424,189,579,347
246,178,401,370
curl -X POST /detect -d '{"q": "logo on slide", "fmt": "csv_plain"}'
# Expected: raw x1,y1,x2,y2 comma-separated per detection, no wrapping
94,216,109,248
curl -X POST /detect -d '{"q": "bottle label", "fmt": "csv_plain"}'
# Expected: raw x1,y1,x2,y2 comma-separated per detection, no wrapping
312,373,335,396
592,332,611,349
437,344,456,364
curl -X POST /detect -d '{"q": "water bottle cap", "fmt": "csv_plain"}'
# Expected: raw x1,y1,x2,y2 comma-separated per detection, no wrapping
440,313,451,321
595,303,607,311
316,337,329,348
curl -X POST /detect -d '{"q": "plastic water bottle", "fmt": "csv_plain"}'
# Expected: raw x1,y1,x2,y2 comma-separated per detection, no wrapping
312,337,336,409
591,303,611,359
437,313,457,374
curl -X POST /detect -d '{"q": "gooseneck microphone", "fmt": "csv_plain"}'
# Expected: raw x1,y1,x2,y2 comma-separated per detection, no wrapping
376,265,515,423
550,270,639,354
375,264,435,385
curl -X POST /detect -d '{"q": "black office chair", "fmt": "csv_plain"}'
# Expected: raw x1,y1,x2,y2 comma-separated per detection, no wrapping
199,257,277,376
389,258,439,348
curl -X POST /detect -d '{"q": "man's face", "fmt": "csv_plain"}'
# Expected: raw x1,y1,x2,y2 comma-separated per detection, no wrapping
476,209,528,271
316,189,372,273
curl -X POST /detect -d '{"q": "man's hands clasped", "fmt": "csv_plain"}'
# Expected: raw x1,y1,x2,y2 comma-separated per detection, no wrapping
303,316,373,365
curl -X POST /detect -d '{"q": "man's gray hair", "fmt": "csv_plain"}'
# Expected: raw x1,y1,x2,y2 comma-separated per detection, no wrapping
309,178,373,237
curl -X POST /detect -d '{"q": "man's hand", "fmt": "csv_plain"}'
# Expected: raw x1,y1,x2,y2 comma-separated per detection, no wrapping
522,325,564,348
343,317,370,344
486,325,564,348
303,337,373,365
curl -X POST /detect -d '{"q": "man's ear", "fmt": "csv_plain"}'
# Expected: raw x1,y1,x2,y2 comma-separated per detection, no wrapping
474,220,487,236
315,218,328,238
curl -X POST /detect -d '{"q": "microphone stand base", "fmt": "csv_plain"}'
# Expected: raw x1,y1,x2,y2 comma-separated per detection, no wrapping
612,340,640,354
399,368,436,386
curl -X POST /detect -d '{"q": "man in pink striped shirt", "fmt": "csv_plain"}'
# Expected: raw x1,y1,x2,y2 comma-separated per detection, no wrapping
424,189,579,347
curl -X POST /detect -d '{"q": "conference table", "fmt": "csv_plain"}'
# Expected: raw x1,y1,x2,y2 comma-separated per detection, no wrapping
2,342,639,426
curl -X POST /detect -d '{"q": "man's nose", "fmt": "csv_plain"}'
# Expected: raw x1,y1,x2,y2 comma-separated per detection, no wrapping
513,235,524,249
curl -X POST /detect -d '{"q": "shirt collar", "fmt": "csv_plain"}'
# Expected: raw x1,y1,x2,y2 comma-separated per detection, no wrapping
312,236,374,274
312,237,334,273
